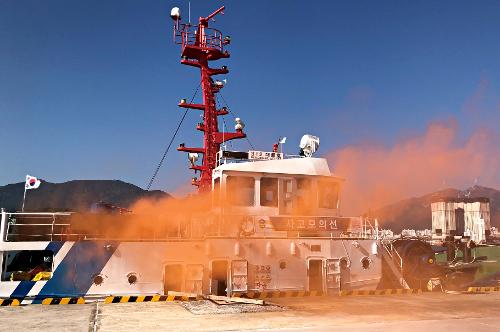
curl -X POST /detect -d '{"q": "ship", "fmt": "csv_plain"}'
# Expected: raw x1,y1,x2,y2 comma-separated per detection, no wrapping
0,6,443,303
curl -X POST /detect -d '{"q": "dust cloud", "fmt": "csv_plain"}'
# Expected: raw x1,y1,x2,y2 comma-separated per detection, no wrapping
327,120,500,216
68,176,341,239
69,192,214,239
68,120,499,237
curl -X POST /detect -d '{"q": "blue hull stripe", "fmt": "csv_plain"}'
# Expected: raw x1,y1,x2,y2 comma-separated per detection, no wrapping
46,241,64,255
32,241,119,303
10,241,65,299
10,281,36,299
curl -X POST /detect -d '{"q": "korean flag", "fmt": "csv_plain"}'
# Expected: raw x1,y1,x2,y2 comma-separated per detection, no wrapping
25,175,41,190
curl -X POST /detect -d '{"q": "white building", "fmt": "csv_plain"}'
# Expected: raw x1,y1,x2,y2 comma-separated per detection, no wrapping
431,198,491,243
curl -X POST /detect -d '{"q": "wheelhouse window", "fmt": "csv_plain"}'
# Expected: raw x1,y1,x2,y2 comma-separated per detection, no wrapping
318,180,339,209
260,178,278,207
2,250,54,281
213,177,221,207
227,176,255,206
282,179,293,214
295,178,313,214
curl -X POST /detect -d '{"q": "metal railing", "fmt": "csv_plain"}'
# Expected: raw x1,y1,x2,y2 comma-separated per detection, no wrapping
1,211,383,242
3,212,74,242
382,240,403,271
1,211,212,242
215,150,307,167
175,24,224,52
380,240,410,289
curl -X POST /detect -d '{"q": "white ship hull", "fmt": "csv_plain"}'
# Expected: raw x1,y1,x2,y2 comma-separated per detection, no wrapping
0,237,382,301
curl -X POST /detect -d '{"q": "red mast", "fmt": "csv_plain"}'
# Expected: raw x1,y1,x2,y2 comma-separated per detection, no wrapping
172,6,245,193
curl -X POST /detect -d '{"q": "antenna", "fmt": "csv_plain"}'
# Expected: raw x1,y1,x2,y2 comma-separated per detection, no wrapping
188,1,191,24
171,6,246,192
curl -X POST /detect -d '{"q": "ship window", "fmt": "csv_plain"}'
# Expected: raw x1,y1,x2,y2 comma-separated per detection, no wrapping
213,178,221,207
296,178,312,214
260,178,278,207
282,179,293,214
310,244,321,252
1,250,53,281
227,176,255,206
318,180,339,209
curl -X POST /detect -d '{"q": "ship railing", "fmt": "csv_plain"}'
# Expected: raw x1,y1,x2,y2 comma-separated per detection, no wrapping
1,212,74,242
1,210,384,242
380,240,404,273
216,151,307,167
379,240,409,289
360,218,383,239
0,210,214,242
174,23,224,53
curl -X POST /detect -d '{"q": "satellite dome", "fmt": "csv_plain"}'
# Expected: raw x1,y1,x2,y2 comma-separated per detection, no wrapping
170,7,181,20
299,134,320,157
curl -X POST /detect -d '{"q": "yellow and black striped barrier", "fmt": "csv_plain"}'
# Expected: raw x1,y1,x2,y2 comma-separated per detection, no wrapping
104,294,199,304
0,299,20,306
234,289,423,298
0,293,199,306
467,286,500,293
41,297,86,305
1,288,429,306
233,290,324,299
340,289,422,296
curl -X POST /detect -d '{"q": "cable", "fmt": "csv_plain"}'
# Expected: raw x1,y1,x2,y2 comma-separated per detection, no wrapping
146,83,201,190
218,92,255,149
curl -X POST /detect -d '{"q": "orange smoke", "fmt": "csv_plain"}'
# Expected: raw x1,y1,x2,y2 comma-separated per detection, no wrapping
69,182,269,239
68,192,214,239
327,120,500,216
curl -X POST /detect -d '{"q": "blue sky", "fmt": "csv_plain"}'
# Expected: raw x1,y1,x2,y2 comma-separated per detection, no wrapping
1,0,499,194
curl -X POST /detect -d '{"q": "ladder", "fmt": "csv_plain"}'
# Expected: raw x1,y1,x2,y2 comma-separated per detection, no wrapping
379,240,410,289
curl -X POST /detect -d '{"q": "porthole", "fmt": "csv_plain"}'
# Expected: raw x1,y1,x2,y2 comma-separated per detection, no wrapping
339,257,349,270
127,273,138,284
361,256,371,270
93,274,104,285
279,261,287,269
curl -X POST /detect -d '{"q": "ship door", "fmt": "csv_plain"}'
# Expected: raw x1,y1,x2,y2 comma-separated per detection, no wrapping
455,208,465,236
231,260,248,294
308,259,324,292
326,259,341,295
163,264,183,294
211,260,228,296
339,257,351,290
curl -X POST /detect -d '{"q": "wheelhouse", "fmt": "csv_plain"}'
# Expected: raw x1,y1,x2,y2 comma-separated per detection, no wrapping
212,157,344,218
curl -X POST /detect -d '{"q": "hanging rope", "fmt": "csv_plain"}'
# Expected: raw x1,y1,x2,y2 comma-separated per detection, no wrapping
146,83,201,190
218,92,255,149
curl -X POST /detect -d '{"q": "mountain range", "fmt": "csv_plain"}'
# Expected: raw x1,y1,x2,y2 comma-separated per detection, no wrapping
0,180,498,233
0,180,169,212
372,185,500,232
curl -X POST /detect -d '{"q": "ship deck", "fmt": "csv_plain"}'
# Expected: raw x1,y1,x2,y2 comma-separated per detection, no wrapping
0,292,498,331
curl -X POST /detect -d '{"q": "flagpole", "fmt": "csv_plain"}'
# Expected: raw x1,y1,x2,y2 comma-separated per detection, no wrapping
22,186,27,212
